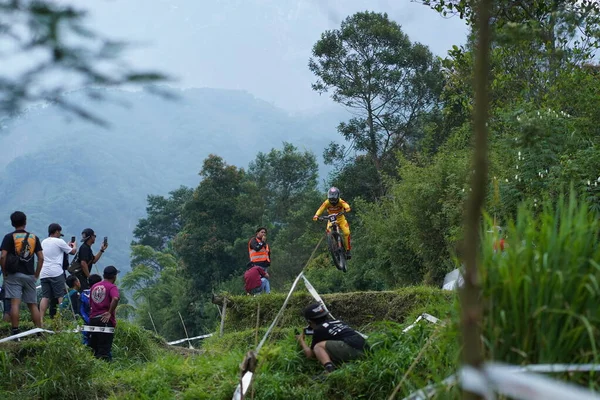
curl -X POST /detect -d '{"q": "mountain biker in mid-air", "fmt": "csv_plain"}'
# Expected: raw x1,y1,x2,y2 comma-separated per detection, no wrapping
313,187,352,259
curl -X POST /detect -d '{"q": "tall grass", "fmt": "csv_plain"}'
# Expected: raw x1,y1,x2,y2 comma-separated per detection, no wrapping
481,193,600,383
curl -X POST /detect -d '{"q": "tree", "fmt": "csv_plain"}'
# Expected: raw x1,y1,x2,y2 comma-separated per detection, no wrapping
175,155,255,293
247,142,319,224
133,186,194,251
121,245,179,300
309,11,443,195
121,245,198,339
0,0,166,124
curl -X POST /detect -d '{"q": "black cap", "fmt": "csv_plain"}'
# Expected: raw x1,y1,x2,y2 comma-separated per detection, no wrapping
303,303,329,320
48,223,64,236
81,228,95,242
103,265,120,278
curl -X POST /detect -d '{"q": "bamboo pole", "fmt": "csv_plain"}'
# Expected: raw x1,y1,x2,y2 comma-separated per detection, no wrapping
460,0,493,399
178,311,193,349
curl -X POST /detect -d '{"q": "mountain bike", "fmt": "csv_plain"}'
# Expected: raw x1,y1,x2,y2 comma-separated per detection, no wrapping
318,212,347,272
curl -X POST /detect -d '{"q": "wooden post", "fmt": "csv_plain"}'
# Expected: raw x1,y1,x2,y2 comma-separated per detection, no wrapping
254,301,261,347
219,298,228,337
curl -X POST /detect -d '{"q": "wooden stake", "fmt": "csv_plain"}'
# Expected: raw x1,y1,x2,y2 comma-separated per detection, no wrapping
219,298,228,337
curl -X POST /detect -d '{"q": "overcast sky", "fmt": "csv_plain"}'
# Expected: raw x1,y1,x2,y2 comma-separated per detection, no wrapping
82,0,467,112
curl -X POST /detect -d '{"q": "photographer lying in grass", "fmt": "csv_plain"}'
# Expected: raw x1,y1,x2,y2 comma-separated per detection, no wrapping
296,302,366,373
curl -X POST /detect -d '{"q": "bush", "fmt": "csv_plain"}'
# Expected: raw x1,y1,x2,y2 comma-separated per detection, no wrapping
0,330,109,399
221,286,455,333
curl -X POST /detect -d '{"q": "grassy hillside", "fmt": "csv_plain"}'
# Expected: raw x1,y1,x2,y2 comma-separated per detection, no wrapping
0,286,459,400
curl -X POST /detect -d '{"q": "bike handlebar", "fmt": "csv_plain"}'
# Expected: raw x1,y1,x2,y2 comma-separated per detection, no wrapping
317,211,345,222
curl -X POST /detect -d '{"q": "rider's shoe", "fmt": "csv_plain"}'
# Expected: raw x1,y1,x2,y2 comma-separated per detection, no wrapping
345,250,351,260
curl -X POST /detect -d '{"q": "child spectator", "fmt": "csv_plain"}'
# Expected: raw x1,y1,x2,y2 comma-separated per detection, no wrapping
60,275,81,319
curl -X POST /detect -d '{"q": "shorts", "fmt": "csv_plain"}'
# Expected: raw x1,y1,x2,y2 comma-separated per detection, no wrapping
41,275,67,299
4,272,38,304
325,340,364,365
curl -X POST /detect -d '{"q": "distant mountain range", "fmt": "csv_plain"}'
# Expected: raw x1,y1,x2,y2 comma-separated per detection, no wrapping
0,87,346,272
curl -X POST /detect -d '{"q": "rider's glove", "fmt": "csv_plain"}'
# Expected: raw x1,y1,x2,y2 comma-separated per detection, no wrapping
312,215,318,221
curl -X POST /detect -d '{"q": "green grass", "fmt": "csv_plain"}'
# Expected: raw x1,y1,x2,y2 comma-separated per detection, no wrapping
1,195,599,398
0,288,458,400
481,194,600,390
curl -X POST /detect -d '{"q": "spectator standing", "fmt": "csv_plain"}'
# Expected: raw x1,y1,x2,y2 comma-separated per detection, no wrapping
74,228,107,291
244,264,270,295
89,266,120,361
0,211,44,336
248,227,270,272
39,223,76,322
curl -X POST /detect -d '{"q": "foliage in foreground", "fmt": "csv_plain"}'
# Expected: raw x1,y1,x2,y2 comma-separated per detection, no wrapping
3,199,600,400
481,194,600,381
0,288,458,400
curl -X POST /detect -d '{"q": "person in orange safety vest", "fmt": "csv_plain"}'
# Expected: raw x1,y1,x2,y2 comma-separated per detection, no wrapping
248,227,270,272
312,187,352,259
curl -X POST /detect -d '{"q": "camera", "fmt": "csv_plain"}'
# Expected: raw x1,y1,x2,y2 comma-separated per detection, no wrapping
70,236,76,243
303,326,314,336
103,236,108,246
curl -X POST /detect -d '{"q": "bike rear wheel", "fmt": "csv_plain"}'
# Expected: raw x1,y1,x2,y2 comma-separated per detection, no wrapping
336,235,347,273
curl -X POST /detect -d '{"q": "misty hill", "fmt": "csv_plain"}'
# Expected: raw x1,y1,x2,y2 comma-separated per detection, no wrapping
0,87,345,272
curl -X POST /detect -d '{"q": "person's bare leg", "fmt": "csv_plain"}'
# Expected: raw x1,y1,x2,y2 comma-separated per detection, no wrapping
39,297,49,319
27,303,42,328
10,298,21,329
313,341,332,365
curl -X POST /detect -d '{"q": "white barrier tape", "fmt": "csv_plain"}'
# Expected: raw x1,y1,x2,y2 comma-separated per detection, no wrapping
502,363,600,374
462,362,600,400
167,333,213,345
422,313,443,325
301,275,332,317
0,328,55,343
402,313,442,334
405,362,600,400
232,371,254,399
232,271,305,400
402,374,457,400
402,315,423,333
460,366,496,399
80,325,115,334
256,271,304,353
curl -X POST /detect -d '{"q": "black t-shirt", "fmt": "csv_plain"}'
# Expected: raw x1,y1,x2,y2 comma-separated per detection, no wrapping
310,320,366,351
0,229,43,275
78,243,95,265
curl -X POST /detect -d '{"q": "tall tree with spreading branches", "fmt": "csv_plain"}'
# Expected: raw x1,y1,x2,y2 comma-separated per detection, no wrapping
309,11,443,196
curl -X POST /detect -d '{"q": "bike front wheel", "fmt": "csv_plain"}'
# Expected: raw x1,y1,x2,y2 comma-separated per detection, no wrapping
328,233,347,272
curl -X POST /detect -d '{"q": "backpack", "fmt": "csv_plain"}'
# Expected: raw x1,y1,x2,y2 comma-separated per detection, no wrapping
5,232,32,274
62,252,70,271
68,249,82,274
